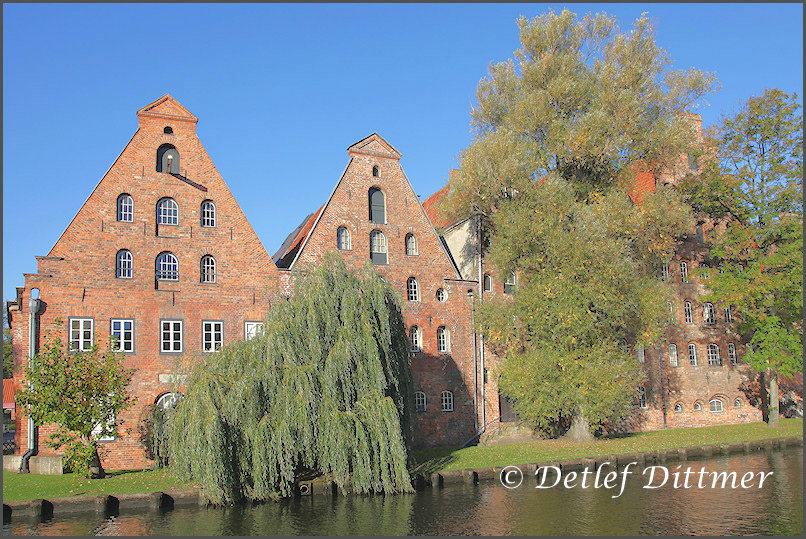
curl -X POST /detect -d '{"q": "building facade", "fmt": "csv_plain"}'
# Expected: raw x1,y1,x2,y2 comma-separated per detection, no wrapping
8,97,760,470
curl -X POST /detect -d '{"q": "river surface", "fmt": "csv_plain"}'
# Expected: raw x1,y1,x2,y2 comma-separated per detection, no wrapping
4,447,803,536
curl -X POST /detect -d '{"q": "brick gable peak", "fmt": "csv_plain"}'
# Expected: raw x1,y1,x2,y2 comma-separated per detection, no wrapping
137,94,198,125
347,133,402,160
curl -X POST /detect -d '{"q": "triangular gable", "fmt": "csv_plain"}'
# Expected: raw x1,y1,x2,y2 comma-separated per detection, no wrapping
347,133,402,159
137,94,198,123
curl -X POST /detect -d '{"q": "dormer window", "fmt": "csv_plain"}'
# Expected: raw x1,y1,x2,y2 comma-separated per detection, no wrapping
156,143,180,174
164,126,173,135
369,187,385,223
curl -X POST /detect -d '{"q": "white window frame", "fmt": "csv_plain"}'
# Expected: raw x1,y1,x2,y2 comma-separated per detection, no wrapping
409,326,421,354
709,398,724,413
724,306,733,324
201,255,216,283
110,318,134,353
160,320,183,353
370,230,387,265
680,261,688,282
668,343,678,367
116,249,133,279
694,402,702,411
157,197,179,225
69,318,94,351
667,302,674,324
244,321,264,340
707,343,721,366
415,391,427,412
436,288,446,302
636,344,645,364
728,343,737,365
92,413,116,443
638,386,648,409
405,233,418,256
661,263,669,281
703,303,716,326
684,301,693,324
202,320,223,352
504,272,517,294
437,326,450,354
407,277,419,301
441,390,454,412
483,274,492,292
156,252,179,281
734,398,742,409
688,343,698,366
201,200,216,228
673,402,683,413
337,226,351,250
117,194,133,222
156,392,180,410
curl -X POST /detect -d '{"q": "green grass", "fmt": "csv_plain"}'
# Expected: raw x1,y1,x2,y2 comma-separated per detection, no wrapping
410,418,803,474
1,467,195,503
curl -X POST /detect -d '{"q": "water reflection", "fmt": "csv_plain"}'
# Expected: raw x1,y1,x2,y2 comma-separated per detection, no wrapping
4,447,802,536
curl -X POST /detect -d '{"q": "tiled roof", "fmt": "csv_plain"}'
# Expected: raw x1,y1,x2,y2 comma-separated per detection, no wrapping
272,205,324,268
421,184,452,228
3,379,16,409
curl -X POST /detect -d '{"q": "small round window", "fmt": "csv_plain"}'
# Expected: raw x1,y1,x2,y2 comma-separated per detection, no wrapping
436,288,446,302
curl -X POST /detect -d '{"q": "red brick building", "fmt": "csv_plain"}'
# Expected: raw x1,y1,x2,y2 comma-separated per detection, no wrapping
7,98,760,471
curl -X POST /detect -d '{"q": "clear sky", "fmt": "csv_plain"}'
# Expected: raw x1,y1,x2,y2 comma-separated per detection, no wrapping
3,3,803,304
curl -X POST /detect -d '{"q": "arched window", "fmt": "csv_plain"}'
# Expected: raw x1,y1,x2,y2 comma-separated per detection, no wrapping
684,301,693,324
200,200,216,227
709,398,724,413
156,143,180,174
483,274,492,292
620,339,629,355
407,277,419,301
728,343,737,365
163,126,174,135
116,250,133,278
703,302,716,325
415,391,426,412
688,343,698,366
724,306,733,324
693,402,702,412
200,255,216,283
673,402,683,413
638,386,647,409
157,197,178,225
504,272,517,294
372,165,380,177
437,326,450,353
336,227,351,250
405,233,418,255
668,343,678,367
409,326,421,354
156,392,180,410
369,187,385,223
117,194,133,222
436,288,446,302
441,391,454,412
734,398,742,409
707,343,721,366
370,230,387,265
680,261,688,282
636,344,645,364
156,252,179,281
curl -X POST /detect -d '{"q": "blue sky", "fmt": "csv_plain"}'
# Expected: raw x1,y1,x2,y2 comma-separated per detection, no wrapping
3,3,803,303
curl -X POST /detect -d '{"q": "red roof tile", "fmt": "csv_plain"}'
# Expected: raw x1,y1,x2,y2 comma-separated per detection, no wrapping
3,379,16,409
421,184,452,228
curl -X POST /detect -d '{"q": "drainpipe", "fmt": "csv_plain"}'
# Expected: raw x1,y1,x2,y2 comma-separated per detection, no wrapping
470,293,478,434
658,343,667,428
19,294,41,472
476,216,486,431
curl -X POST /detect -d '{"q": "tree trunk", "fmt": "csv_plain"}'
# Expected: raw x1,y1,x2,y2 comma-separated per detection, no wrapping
564,411,594,442
768,368,779,428
88,443,106,479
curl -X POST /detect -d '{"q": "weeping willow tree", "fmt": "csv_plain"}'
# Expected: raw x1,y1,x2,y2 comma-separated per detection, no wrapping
166,253,415,504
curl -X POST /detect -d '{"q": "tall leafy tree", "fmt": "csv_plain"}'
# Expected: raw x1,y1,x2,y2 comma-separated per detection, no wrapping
682,88,803,427
15,334,135,478
440,9,715,439
167,253,415,504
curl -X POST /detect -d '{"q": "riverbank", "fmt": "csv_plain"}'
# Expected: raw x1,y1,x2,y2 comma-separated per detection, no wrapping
3,419,801,506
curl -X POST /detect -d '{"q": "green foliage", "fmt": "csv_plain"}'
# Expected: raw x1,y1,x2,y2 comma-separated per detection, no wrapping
166,253,415,504
682,88,803,379
138,403,171,468
15,338,135,477
442,9,709,435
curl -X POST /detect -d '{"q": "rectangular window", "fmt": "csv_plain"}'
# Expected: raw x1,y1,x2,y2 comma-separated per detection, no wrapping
688,344,698,366
69,318,93,351
668,302,675,324
724,307,733,324
244,321,264,340
661,263,669,281
728,343,737,365
91,414,115,443
504,272,517,295
415,392,427,412
703,303,716,326
669,343,678,367
708,344,721,366
684,302,693,324
203,321,223,352
110,319,134,353
636,345,645,364
681,262,688,283
161,320,183,353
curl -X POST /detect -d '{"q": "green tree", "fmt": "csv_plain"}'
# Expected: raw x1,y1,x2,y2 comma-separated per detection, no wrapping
15,334,135,477
166,253,415,504
3,313,12,379
682,88,803,427
441,9,714,439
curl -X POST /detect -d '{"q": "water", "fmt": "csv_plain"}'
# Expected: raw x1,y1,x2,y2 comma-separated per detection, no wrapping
4,447,802,535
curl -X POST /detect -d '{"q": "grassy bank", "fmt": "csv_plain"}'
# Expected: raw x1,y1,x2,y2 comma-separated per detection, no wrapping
410,418,803,474
1,467,194,503
3,419,801,502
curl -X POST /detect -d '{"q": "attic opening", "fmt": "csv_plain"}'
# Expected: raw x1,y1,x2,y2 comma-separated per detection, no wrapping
372,165,380,177
164,126,174,135
156,143,180,174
